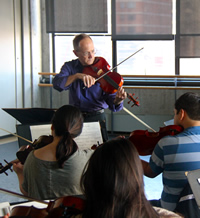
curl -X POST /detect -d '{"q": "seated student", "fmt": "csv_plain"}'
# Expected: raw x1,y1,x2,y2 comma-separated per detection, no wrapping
80,138,182,218
141,92,200,212
4,138,181,218
13,105,94,200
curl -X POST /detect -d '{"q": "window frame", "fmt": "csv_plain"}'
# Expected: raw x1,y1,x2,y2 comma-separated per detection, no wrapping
50,0,200,89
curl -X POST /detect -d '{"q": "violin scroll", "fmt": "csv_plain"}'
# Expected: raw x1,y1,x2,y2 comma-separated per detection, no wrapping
127,93,140,107
0,160,14,176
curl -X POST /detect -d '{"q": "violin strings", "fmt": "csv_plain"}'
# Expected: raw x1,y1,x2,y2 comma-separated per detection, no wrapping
95,47,144,82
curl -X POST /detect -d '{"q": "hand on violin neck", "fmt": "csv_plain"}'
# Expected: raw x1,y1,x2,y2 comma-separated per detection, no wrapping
12,162,28,196
82,74,96,88
13,162,24,175
114,87,127,105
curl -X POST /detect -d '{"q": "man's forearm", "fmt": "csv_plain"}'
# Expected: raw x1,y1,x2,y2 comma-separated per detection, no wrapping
65,74,80,86
141,159,157,178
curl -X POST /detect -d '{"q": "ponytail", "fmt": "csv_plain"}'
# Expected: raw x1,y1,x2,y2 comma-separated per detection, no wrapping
51,105,83,168
56,131,78,168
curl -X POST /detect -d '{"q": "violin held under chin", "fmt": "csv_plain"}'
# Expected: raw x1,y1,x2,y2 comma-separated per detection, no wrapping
83,56,140,107
0,135,53,176
91,125,183,156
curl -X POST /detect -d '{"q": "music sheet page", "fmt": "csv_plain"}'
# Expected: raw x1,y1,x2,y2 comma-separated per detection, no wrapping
30,122,103,149
30,124,51,141
74,122,103,149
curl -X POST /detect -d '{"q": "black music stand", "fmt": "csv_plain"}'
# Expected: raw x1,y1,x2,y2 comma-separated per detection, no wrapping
2,108,56,147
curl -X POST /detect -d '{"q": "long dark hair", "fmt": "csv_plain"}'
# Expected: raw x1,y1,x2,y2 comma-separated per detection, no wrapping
52,105,83,168
80,138,159,218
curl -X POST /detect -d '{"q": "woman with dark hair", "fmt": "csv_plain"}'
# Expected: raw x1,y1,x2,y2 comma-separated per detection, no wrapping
80,138,181,218
13,105,93,200
4,138,182,217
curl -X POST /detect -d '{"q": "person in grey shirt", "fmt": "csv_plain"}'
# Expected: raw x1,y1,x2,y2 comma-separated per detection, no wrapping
13,105,93,200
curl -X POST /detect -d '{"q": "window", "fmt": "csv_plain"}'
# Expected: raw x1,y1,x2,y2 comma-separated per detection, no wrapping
180,58,200,75
116,41,175,76
52,0,200,79
127,2,135,9
55,35,112,73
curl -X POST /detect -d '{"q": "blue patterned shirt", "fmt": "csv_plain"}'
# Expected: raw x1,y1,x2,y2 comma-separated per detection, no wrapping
149,126,200,211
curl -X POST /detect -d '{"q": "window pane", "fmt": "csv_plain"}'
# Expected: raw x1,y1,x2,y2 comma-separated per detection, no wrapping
46,0,107,33
92,36,112,65
55,36,75,72
179,36,200,57
114,0,173,36
180,58,200,75
180,0,200,34
117,41,175,75
55,36,112,72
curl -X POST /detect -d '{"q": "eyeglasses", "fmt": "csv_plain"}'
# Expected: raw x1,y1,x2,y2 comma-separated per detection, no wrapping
77,49,96,57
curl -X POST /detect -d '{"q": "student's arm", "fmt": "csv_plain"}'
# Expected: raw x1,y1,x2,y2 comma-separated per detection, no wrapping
141,159,158,178
13,162,28,196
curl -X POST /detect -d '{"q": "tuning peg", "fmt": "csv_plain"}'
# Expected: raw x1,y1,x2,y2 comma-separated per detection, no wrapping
4,160,13,172
0,163,8,176
4,171,8,176
127,93,140,107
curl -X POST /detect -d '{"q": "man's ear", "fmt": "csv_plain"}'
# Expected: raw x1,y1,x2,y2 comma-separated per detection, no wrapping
179,109,185,121
73,50,78,57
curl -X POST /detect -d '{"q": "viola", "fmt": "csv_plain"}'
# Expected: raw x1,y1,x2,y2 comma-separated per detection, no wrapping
83,57,140,107
91,125,183,156
46,196,85,217
0,188,85,217
8,195,84,217
129,125,184,156
0,135,53,175
9,206,49,217
17,135,54,164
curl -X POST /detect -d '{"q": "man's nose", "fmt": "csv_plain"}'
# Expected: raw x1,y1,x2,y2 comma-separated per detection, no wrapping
88,52,93,57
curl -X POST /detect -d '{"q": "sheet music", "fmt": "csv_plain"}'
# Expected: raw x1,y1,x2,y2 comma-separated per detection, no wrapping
0,202,10,216
30,122,103,149
10,201,48,210
74,122,103,149
30,124,51,141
